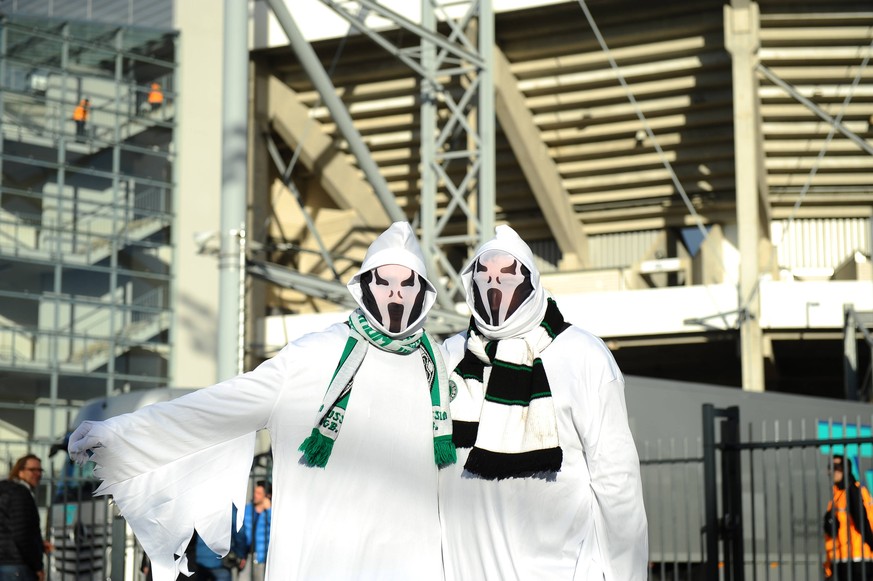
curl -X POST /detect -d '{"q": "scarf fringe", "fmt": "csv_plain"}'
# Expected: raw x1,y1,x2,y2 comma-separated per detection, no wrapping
434,435,457,467
298,427,334,468
465,447,563,480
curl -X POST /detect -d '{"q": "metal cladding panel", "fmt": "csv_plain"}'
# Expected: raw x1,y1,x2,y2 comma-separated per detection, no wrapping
774,217,871,271
588,229,662,269
3,0,174,29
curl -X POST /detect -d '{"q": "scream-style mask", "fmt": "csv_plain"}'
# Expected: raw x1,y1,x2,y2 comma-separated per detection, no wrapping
360,264,427,335
470,250,534,327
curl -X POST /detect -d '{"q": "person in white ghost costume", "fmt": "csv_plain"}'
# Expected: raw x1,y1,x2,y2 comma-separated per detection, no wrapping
68,222,456,581
439,225,648,580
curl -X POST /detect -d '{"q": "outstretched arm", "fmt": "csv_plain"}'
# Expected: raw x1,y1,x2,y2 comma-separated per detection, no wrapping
67,342,295,581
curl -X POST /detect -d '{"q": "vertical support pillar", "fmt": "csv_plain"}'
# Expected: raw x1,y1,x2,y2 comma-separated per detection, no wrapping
420,0,437,284
110,512,126,581
720,406,744,581
51,23,71,409
218,0,249,380
0,18,6,206
845,304,859,400
106,28,124,397
477,0,495,243
725,0,766,392
702,404,720,580
418,0,495,305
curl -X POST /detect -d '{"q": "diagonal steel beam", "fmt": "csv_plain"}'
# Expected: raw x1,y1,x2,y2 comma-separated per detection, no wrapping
264,0,406,224
756,63,873,157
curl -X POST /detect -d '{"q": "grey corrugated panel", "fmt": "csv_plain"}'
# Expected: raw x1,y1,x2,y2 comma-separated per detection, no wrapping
588,229,661,269
131,0,173,29
4,0,173,28
775,217,871,270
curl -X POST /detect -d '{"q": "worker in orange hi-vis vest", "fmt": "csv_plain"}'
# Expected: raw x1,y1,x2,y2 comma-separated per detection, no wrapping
72,98,89,140
147,82,164,111
824,455,873,580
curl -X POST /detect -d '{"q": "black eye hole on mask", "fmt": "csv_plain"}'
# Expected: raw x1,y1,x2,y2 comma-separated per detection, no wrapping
374,270,388,285
476,260,487,272
400,271,416,287
499,260,518,274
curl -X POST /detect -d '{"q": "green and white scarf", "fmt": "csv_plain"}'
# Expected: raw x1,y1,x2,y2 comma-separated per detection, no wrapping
299,309,456,468
450,298,568,479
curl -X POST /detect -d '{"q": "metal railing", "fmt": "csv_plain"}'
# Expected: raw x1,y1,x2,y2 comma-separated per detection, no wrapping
3,439,273,581
642,407,873,581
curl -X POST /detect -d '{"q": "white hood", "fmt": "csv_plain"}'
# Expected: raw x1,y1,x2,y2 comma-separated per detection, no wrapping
347,222,437,338
461,225,547,340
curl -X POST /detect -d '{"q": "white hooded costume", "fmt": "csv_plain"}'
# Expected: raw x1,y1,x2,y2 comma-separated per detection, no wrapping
439,225,648,580
68,222,454,581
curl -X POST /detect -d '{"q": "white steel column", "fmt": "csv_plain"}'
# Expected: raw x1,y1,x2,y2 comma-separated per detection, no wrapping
726,0,767,392
218,0,249,380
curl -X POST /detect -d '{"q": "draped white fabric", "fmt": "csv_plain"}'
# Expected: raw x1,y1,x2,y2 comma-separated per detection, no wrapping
441,224,648,580
440,328,648,580
70,324,445,580
68,222,447,581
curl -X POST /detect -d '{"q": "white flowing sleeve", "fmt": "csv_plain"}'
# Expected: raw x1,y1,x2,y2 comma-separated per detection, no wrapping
68,344,295,581
575,339,649,581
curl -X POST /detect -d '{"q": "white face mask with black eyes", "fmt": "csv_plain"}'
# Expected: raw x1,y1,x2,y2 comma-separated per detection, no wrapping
361,264,425,335
470,250,534,327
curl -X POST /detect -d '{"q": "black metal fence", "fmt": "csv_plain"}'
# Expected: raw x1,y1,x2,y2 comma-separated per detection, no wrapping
0,442,274,581
642,405,873,581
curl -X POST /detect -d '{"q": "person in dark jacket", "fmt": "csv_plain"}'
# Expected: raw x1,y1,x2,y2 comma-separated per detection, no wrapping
192,507,247,581
0,454,47,581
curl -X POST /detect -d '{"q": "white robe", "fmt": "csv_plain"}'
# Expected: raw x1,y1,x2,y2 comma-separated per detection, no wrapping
78,323,444,581
439,326,648,581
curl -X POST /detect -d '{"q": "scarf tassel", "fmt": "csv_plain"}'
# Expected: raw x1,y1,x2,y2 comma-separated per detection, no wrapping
299,427,334,468
434,435,457,467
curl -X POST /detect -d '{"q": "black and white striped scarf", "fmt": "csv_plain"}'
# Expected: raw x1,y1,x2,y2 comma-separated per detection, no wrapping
450,298,569,479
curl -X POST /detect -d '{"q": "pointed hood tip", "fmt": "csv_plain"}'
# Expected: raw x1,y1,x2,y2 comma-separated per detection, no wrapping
461,224,547,339
347,221,437,338
356,221,428,280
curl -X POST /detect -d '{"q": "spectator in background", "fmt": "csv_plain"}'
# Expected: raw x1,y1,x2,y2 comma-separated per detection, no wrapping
147,83,164,112
72,98,89,141
0,454,48,581
824,455,873,580
192,511,246,581
142,537,195,581
240,481,271,581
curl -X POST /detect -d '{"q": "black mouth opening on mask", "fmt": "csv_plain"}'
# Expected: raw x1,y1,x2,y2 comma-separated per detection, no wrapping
387,302,405,333
486,288,503,326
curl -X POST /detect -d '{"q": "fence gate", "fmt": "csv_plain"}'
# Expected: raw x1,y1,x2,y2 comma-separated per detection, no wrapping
642,404,873,581
706,405,873,581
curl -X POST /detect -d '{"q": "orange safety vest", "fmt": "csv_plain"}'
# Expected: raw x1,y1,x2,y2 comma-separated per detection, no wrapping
825,482,873,576
72,100,88,121
147,84,163,105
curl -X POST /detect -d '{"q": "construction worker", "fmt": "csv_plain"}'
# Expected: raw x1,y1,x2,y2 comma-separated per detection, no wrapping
147,82,163,112
824,455,873,580
72,98,89,141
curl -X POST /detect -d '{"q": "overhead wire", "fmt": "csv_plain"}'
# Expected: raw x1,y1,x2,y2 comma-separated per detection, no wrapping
737,36,873,317
575,0,732,330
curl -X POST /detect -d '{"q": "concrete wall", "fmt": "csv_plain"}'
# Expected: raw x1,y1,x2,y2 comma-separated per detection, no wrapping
171,1,225,388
